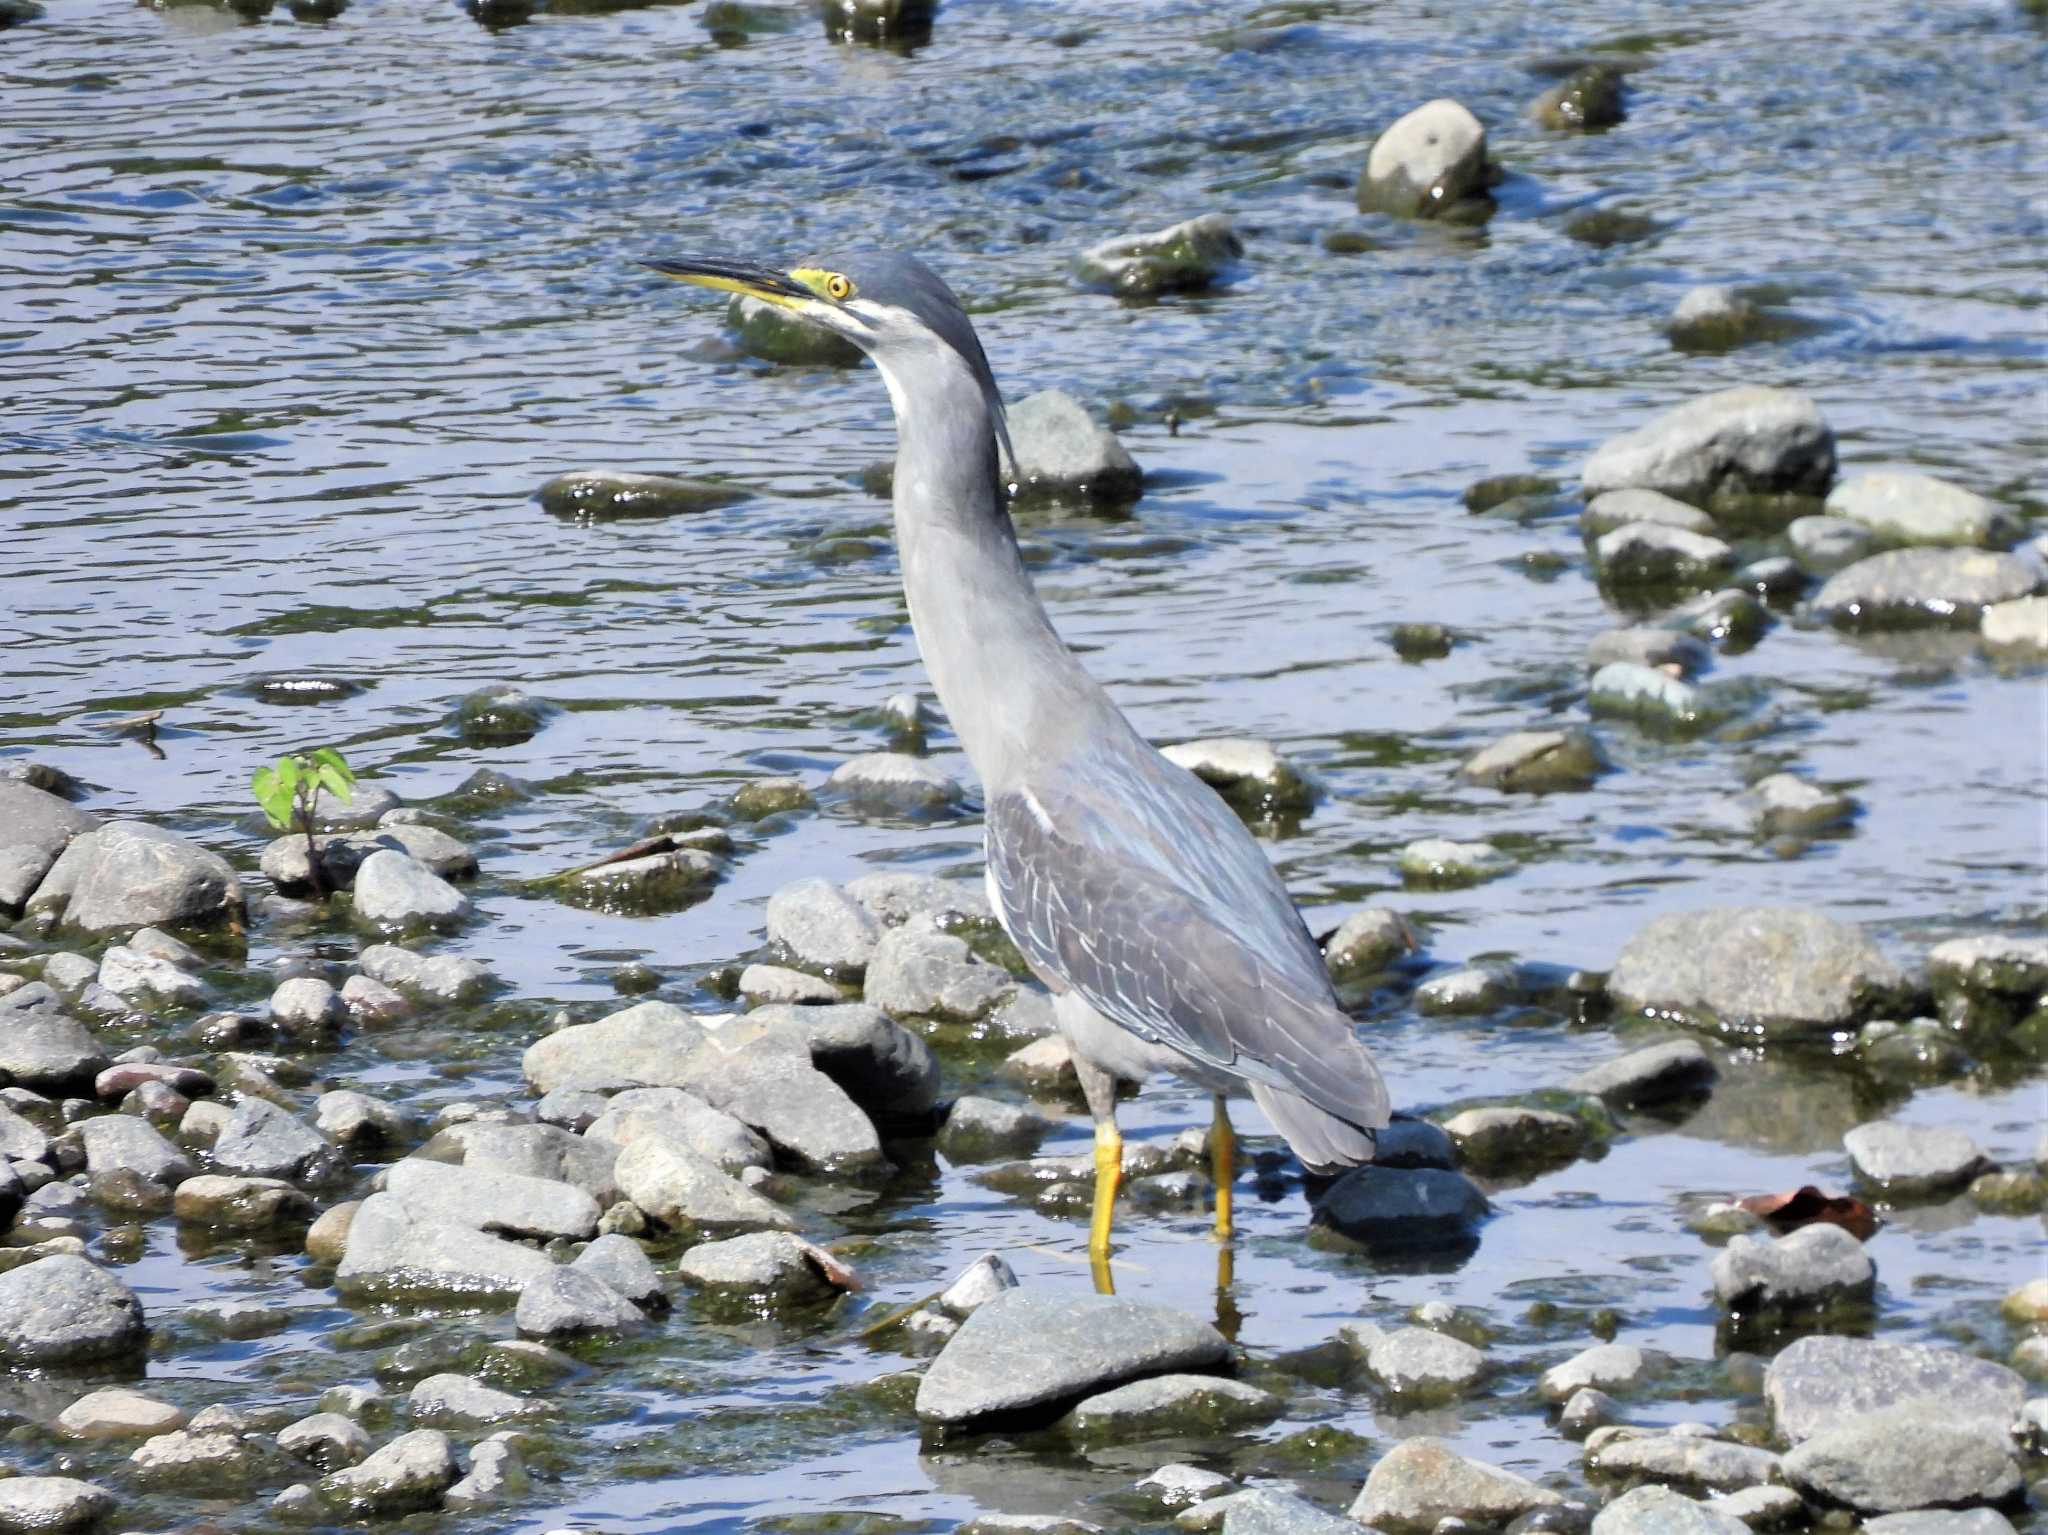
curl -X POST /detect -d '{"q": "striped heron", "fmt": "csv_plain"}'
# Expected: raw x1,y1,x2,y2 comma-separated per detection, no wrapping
645,251,1391,1289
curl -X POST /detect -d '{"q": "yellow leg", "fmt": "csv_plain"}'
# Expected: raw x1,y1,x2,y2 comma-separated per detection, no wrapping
1089,1119,1123,1294
1211,1095,1235,1241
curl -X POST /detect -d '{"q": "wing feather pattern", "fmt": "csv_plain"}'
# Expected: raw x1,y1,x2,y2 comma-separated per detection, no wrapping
986,748,1389,1137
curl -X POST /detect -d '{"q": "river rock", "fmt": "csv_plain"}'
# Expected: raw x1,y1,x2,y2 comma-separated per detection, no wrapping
845,871,992,929
1825,470,2016,549
0,1253,147,1365
1588,1433,1781,1494
409,1372,548,1426
739,964,840,1006
829,752,962,812
1608,906,1909,1037
696,1032,887,1175
522,1001,709,1094
270,976,345,1040
0,1477,116,1533
611,1135,795,1233
587,1091,770,1177
1594,523,1736,587
571,1231,665,1308
1309,1165,1487,1252
1160,737,1312,813
444,1432,529,1510
1667,285,1763,351
1356,1325,1487,1398
757,1001,941,1120
1397,838,1513,887
276,1411,371,1471
1843,1120,1988,1196
384,1158,600,1242
214,1097,343,1183
57,1386,185,1441
1736,773,1857,836
1458,727,1609,793
1323,908,1415,980
538,467,749,520
1533,63,1624,130
1358,98,1492,217
1584,626,1712,677
1062,1374,1279,1440
1415,964,1519,1016
514,1264,644,1338
97,943,208,1009
1982,593,2048,656
1349,1436,1563,1532
1711,1222,1874,1317
728,292,863,366
308,783,399,829
1074,213,1242,298
334,1191,555,1301
1540,1342,1665,1402
1590,1485,1746,1535
1568,1038,1717,1108
423,1120,616,1204
352,848,469,931
1582,488,1718,538
357,943,490,1004
675,1230,853,1307
1788,513,1877,574
1007,389,1144,505
1780,1408,2019,1514
0,783,96,919
261,825,476,896
730,775,814,820
77,1113,196,1204
317,1428,460,1516
915,1288,1230,1432
766,877,880,975
1929,933,2048,999
939,1096,1054,1162
864,916,1013,1022
1812,547,2038,628
315,1088,413,1149
1589,662,1717,732
173,1173,313,1229
1440,1106,1585,1173
1764,1335,2026,1444
1582,387,1836,504
937,1251,1018,1319
27,821,243,938
1862,1516,2020,1535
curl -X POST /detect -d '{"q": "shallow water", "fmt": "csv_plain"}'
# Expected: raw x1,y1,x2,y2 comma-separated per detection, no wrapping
2,0,2045,1528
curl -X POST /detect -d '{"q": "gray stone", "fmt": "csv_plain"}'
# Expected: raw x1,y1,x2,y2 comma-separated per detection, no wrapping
1441,1105,1585,1173
384,1157,599,1242
0,1476,117,1533
173,1173,312,1229
1062,1373,1280,1440
1560,1386,1619,1438
865,916,1013,1022
1594,523,1736,586
1568,1039,1717,1108
54,1386,185,1441
612,1134,795,1233
1311,1165,1488,1251
1348,1436,1563,1532
1539,1342,1664,1402
1813,547,2038,628
674,1230,855,1306
1373,1116,1457,1170
1582,488,1718,537
260,825,476,896
1584,626,1712,676
419,1119,615,1204
0,783,96,919
307,783,399,830
1160,737,1312,812
408,1372,546,1426
701,1038,888,1176
1358,1325,1487,1397
0,1098,50,1162
1534,63,1625,130
315,1088,413,1149
939,1096,1054,1162
1397,838,1514,887
1136,1463,1236,1508
1074,212,1242,298
1714,1484,1806,1530
1590,1485,1746,1535
1323,908,1415,979
766,877,881,975
1736,773,1857,836
1588,1432,1780,1492
1826,470,2016,549
1711,1223,1874,1315
1780,1408,2018,1513
1007,389,1143,505
1788,514,1877,573
28,821,243,937
754,1000,943,1118
828,753,963,812
1667,284,1759,349
1582,386,1836,504
1765,1335,2026,1444
1862,1514,2020,1535
957,1519,1102,1535
270,977,346,1037
571,1231,665,1307
0,1013,109,1093
277,1412,372,1471
728,291,864,366
1359,98,1491,218
1928,933,2048,997
39,950,99,997
77,1111,196,1191
98,943,209,1008
1415,964,1519,1015
915,1288,1230,1430
334,1191,555,1301
351,848,469,931
739,963,842,1006
0,1253,147,1366
444,1432,529,1510
317,1428,460,1516
1459,727,1609,792
587,1091,770,1177
1844,1120,1988,1196
1608,906,1909,1037
1982,593,2048,655
845,870,992,928
514,1264,644,1338
1588,661,1716,730
521,1001,710,1094
214,1098,342,1184
729,775,814,820
938,1252,1019,1318
354,943,492,1005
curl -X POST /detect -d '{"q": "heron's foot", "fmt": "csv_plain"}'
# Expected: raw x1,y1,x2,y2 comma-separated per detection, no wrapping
1210,1096,1235,1242
1088,1121,1123,1295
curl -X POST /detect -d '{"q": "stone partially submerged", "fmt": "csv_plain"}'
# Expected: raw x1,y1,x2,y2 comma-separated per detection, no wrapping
1358,99,1494,218
1074,213,1243,298
1349,1437,1563,1532
1812,547,2038,628
1006,389,1143,507
1763,1334,2027,1444
1582,387,1836,505
537,468,750,520
27,820,244,938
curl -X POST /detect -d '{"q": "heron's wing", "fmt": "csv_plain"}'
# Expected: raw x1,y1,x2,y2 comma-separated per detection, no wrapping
986,751,1388,1131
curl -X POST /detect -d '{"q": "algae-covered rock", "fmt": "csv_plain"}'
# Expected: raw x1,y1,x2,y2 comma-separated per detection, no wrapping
1812,547,2037,628
727,293,863,366
1074,213,1243,298
1358,99,1493,219
1006,389,1143,506
538,469,750,520
1532,65,1625,130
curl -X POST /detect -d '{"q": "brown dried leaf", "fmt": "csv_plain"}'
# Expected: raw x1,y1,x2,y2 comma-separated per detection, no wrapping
1736,1184,1879,1241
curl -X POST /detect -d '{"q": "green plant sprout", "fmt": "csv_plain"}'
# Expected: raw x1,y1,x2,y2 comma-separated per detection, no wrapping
252,748,355,895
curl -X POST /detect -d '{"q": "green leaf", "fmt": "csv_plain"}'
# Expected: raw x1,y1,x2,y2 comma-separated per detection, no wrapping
315,764,353,804
251,765,294,830
310,748,355,789
274,756,303,794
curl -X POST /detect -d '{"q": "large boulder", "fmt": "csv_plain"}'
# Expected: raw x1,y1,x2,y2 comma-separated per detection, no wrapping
0,781,96,918
1582,386,1835,504
0,1254,148,1367
28,821,244,937
1607,906,1910,1038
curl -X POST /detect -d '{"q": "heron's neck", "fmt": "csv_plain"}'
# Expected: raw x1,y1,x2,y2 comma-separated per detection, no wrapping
879,351,1103,791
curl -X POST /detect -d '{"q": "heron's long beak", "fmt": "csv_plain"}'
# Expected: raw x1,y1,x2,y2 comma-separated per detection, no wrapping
640,255,816,310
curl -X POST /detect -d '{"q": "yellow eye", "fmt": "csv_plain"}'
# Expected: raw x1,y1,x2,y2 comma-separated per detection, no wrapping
824,273,852,301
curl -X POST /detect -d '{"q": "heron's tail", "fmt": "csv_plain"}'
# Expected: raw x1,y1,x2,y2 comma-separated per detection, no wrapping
1250,1078,1383,1174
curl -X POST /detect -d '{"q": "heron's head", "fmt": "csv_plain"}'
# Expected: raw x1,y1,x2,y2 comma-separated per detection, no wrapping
643,249,1011,465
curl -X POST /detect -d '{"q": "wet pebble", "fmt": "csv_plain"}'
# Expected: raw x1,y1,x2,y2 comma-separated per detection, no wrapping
1135,1463,1236,1508
1981,593,2048,656
1843,1119,1988,1196
1589,1485,1745,1534
675,1230,853,1307
173,1173,313,1230
1397,837,1514,887
1812,547,2038,628
537,468,749,520
1593,523,1736,588
1532,64,1624,130
1567,1038,1717,1109
276,1410,372,1471
515,1264,644,1339
315,1088,413,1149
1539,1341,1666,1402
1581,386,1835,504
1160,737,1311,813
1358,98,1493,218
740,963,843,1006
828,753,964,813
1416,964,1520,1015
612,1134,795,1232
1061,1373,1280,1441
1459,727,1609,792
98,941,208,1009
1825,470,2017,549
409,1371,551,1426
1349,1436,1563,1531
865,916,1014,1022
215,1098,343,1184
1440,1105,1586,1173
730,775,815,820
1309,1164,1487,1252
1586,1430,1779,1493
588,1090,771,1177
1006,389,1143,506
0,1253,148,1366
1588,661,1716,731
1711,1222,1873,1318
1734,772,1856,836
358,942,490,1004
1323,908,1416,980
334,1192,554,1301
1581,487,1717,538
1558,1386,1619,1438
570,1231,665,1308
1666,285,1762,351
1349,1322,1487,1399
1928,933,2048,999
937,1252,1018,1318
938,1096,1055,1162
0,1477,117,1533
317,1427,460,1517
55,1387,185,1440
